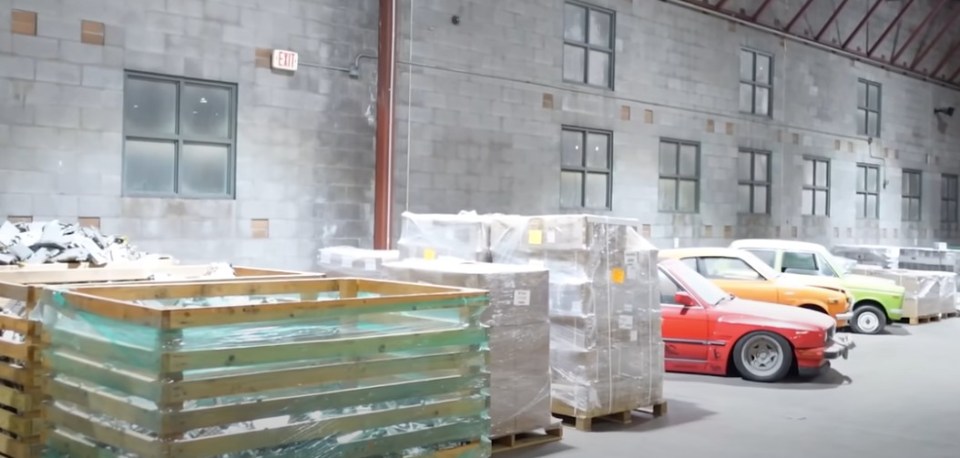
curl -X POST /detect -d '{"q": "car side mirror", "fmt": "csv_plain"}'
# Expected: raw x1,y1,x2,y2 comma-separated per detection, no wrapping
674,291,696,307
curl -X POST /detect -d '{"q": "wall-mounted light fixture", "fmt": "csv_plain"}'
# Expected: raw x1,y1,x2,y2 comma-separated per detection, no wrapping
934,107,955,117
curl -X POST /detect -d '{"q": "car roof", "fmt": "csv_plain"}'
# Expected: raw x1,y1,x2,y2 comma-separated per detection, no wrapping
660,247,745,258
731,239,826,251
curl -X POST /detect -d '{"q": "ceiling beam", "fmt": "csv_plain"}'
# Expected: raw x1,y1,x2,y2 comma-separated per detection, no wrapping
814,0,851,42
751,0,775,21
949,63,960,83
842,0,884,50
910,8,960,71
785,0,817,33
890,0,950,65
714,0,731,11
930,39,960,78
867,0,916,58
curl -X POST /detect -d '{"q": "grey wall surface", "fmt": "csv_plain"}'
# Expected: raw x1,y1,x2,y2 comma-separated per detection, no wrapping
0,0,379,269
392,0,960,250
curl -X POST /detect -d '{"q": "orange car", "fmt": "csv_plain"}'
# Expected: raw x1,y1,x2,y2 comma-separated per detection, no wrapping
659,248,853,326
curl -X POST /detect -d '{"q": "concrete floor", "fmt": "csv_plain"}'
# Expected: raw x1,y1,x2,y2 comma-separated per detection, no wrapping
502,319,960,458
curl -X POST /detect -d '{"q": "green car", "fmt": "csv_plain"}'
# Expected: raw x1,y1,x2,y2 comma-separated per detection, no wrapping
730,239,906,335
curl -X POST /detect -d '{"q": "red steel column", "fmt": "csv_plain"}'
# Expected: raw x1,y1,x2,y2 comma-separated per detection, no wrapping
374,0,396,249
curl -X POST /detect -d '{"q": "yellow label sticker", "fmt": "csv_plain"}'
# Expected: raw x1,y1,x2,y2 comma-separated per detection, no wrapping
611,268,625,284
528,230,543,245
423,248,437,260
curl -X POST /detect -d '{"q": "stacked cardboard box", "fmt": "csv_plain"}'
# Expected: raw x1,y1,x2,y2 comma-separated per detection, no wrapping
316,246,400,278
383,259,552,438
488,214,663,419
397,212,491,262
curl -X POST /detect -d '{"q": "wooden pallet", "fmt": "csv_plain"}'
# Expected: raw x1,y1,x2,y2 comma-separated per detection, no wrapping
901,314,941,325
492,423,563,454
941,311,960,319
552,400,667,432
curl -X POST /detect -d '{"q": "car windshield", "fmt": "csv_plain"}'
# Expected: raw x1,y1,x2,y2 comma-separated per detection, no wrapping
734,250,781,279
664,261,732,306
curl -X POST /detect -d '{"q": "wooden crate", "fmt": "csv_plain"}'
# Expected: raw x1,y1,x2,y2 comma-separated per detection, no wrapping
0,264,320,458
39,277,491,458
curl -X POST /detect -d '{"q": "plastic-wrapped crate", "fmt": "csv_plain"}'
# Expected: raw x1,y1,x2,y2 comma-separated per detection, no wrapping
830,245,901,269
383,259,552,438
488,214,663,423
850,266,943,320
316,246,399,279
36,277,490,458
897,247,960,273
397,212,491,262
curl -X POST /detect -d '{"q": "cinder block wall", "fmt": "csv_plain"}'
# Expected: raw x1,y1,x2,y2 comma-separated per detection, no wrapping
0,0,379,269
392,0,960,250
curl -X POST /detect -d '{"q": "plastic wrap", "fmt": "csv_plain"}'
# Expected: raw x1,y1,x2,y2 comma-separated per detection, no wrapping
851,265,951,319
316,246,400,279
383,259,552,438
397,212,491,262
36,279,491,458
488,214,663,417
897,247,960,275
830,245,901,269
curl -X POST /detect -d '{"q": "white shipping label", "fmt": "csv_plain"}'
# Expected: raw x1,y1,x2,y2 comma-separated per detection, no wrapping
364,259,376,271
546,230,557,244
619,315,634,330
625,252,639,266
623,303,634,312
340,256,353,268
513,289,531,306
630,330,638,342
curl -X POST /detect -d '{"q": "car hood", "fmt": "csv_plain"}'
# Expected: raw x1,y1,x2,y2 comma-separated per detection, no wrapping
718,298,836,330
842,274,905,294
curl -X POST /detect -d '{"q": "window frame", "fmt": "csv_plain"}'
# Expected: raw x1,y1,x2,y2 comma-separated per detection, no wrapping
801,157,830,216
560,125,614,210
902,169,922,222
856,163,880,220
562,1,616,90
942,174,958,223
738,148,771,214
857,78,882,137
122,71,238,199
658,138,701,214
739,48,773,117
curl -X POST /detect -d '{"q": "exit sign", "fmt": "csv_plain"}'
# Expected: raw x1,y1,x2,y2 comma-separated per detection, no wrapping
271,49,299,72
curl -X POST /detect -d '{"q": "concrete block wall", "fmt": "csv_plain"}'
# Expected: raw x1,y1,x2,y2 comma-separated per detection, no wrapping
393,0,960,250
0,0,379,269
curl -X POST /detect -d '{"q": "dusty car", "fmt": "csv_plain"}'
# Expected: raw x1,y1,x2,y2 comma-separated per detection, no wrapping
659,258,855,382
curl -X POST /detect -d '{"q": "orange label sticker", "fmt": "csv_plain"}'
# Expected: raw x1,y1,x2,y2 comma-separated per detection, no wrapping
528,230,543,245
423,248,437,260
611,268,625,284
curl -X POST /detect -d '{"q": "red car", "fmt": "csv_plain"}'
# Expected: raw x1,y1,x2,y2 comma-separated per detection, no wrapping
658,258,855,382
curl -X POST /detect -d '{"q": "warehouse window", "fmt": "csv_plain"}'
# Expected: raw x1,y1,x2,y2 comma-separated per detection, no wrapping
857,79,881,137
902,170,922,222
122,72,237,198
856,164,880,219
942,174,958,223
739,49,772,116
659,139,699,213
802,157,830,216
560,127,612,209
563,2,615,89
738,149,770,214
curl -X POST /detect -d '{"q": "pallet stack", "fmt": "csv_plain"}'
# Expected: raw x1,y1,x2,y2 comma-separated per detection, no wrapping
851,265,956,323
397,212,491,262
38,277,491,457
316,246,400,278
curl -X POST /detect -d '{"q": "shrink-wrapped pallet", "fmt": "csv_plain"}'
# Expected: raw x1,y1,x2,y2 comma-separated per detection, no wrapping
488,214,663,420
316,246,399,278
397,212,491,262
383,259,552,437
851,265,945,319
830,245,901,269
898,247,960,275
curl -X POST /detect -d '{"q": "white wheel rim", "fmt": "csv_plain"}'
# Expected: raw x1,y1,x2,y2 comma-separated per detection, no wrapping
857,311,880,333
741,335,784,377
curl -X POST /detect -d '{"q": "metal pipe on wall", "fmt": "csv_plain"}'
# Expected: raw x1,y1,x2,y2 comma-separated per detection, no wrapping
374,0,397,249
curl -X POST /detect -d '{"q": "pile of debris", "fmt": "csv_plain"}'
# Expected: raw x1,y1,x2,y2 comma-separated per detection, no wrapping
0,220,168,266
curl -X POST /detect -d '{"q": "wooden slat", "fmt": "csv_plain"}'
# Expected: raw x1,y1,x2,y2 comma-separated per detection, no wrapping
46,328,157,370
332,420,489,458
0,362,35,386
0,340,32,361
0,432,41,458
0,282,29,303
0,264,313,286
44,351,160,401
0,407,42,437
0,315,33,336
0,384,37,412
48,379,161,432
46,406,160,458
45,428,103,458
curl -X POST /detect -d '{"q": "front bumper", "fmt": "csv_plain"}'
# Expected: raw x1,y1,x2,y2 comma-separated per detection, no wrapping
824,334,856,360
835,312,854,322
887,307,903,321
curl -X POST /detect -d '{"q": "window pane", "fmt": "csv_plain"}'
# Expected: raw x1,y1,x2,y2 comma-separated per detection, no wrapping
856,167,866,193
739,84,753,113
585,133,609,169
867,111,879,137
754,153,768,182
679,144,697,177
753,185,767,214
857,109,867,135
815,161,828,187
867,83,880,110
902,197,909,220
740,50,753,81
181,84,230,139
748,249,777,267
659,179,676,211
659,142,678,175
857,194,867,218
754,87,770,116
783,252,817,271
125,78,177,135
802,189,813,215
180,143,229,195
866,194,878,218
755,54,770,84
803,160,814,186
678,180,697,212
561,171,583,207
739,184,751,213
561,130,584,167
564,4,586,42
588,10,612,47
910,199,920,221
738,152,752,181
857,81,867,108
563,45,586,82
124,140,175,194
815,190,828,215
866,167,878,192
585,173,608,208
587,50,610,87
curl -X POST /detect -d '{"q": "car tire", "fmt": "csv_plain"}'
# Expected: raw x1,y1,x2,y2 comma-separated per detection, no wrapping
732,331,794,383
850,304,886,335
